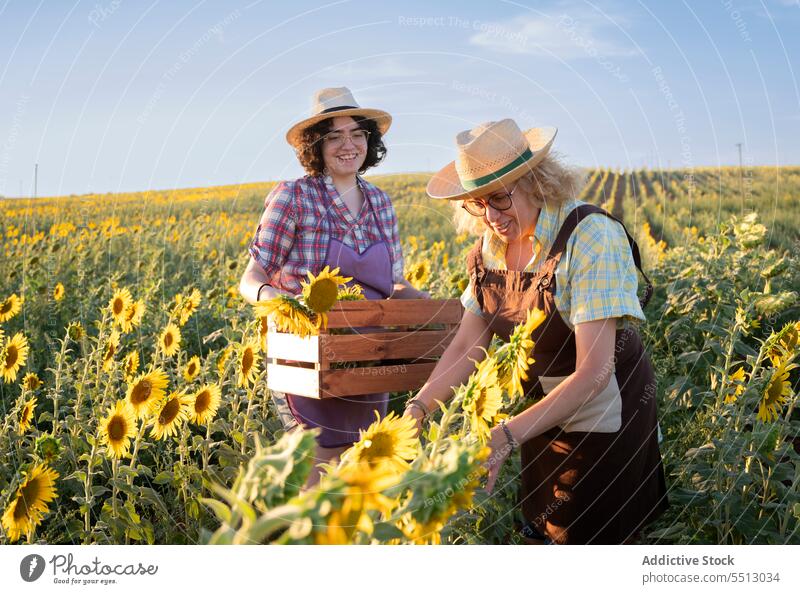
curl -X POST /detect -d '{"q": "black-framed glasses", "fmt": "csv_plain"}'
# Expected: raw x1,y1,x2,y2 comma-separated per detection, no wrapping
322,129,371,146
461,183,518,217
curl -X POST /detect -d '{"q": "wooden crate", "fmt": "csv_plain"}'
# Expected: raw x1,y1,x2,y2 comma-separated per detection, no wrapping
266,298,463,399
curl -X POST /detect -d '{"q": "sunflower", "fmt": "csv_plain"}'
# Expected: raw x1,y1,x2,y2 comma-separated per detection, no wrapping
19,397,37,433
768,321,800,365
126,369,169,419
176,288,201,326
302,266,351,314
335,459,403,517
0,293,23,323
183,355,201,382
108,288,133,326
150,391,190,440
189,383,222,425
724,366,747,404
237,341,260,388
338,284,366,301
346,411,418,474
35,433,61,463
463,360,504,442
407,260,430,289
159,323,182,357
53,282,65,302
757,358,798,423
22,372,42,391
496,308,545,399
66,321,85,341
2,332,29,383
100,400,137,458
123,351,140,380
101,330,121,372
121,300,145,333
254,295,319,338
216,345,233,377
1,463,59,542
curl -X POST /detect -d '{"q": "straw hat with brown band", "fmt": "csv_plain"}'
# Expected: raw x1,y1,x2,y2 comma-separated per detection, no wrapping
426,119,558,200
285,86,392,148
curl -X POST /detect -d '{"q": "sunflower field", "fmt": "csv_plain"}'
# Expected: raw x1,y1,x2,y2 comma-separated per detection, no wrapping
1,168,799,544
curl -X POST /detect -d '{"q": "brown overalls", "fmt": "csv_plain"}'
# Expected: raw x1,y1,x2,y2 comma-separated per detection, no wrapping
467,203,669,544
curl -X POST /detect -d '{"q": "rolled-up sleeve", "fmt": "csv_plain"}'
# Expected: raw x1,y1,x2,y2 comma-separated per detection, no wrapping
248,182,297,278
564,214,646,327
460,280,484,317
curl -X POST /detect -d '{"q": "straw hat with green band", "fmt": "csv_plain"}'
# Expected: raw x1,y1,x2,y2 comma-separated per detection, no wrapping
426,119,558,200
286,86,392,148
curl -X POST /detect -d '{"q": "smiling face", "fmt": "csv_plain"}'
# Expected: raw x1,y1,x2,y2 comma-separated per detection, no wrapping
321,116,368,178
472,180,540,242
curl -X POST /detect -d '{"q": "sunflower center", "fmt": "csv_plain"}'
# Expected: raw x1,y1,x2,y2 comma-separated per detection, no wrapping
765,376,783,406
5,345,18,367
164,333,173,348
113,298,124,315
108,415,127,441
195,390,210,413
188,362,197,375
159,398,181,425
15,479,43,521
21,405,32,424
130,380,152,405
362,432,394,459
0,300,11,314
475,387,488,417
306,279,339,313
242,348,253,374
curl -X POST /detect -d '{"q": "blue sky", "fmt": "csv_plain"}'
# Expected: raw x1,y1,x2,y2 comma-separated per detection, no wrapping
1,0,798,197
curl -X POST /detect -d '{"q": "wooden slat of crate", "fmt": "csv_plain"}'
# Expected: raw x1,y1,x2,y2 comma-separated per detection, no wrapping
318,327,457,362
326,298,462,328
266,362,319,398
321,361,438,397
267,360,438,398
266,332,319,363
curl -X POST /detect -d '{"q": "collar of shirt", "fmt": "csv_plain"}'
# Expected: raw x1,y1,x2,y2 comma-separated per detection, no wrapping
481,197,581,271
322,174,375,226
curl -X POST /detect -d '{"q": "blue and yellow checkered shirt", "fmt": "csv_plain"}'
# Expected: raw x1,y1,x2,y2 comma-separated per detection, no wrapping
460,198,647,330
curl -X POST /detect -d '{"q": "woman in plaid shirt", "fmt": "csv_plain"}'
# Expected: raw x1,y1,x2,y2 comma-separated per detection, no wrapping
404,119,668,544
239,87,426,488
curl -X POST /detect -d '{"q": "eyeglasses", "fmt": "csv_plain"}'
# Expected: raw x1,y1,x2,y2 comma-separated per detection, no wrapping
461,183,518,217
323,129,371,146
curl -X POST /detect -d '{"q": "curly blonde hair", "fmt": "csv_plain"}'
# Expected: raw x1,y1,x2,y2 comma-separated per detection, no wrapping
451,151,587,237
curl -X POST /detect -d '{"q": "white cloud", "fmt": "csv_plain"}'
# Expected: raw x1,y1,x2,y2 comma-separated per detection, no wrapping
468,2,639,60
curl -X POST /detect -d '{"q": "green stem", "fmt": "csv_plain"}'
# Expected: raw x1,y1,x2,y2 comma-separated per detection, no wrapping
51,334,69,437
83,440,97,543
127,420,147,486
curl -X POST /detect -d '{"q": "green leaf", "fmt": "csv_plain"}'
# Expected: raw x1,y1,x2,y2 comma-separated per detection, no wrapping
371,521,405,541
153,471,174,485
199,497,232,524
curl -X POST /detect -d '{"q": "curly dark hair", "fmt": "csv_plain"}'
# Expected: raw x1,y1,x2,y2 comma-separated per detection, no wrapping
296,115,387,177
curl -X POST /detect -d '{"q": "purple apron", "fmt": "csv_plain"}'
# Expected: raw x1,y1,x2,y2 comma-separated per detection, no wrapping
282,179,393,448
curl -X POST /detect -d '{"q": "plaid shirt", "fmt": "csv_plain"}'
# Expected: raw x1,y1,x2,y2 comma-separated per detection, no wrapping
248,175,404,294
461,198,646,330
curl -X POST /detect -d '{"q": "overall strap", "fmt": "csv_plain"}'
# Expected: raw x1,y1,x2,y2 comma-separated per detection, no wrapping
466,236,486,310
542,204,654,308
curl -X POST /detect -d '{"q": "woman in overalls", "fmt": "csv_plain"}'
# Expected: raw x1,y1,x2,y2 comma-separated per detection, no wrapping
240,87,427,487
404,119,668,544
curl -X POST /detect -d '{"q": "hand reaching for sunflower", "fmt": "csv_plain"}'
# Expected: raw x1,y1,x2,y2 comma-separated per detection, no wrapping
484,424,514,494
